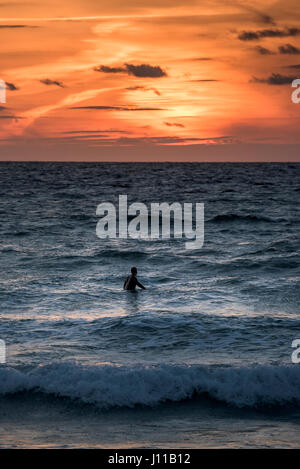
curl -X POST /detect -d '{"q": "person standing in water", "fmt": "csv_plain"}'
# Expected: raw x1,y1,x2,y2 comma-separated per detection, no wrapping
123,267,146,291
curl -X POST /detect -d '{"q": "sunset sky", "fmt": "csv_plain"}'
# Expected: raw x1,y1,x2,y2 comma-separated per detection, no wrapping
0,0,300,161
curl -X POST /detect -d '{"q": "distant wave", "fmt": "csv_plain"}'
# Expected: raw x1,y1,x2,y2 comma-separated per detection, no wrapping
95,249,149,260
209,214,288,223
1,362,300,409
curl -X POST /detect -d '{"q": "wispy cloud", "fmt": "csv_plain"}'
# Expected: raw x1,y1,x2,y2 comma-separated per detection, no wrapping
279,44,300,54
251,73,298,85
164,122,185,128
255,45,274,55
95,65,125,74
0,115,25,119
0,24,37,28
191,57,213,61
61,129,131,134
238,27,300,41
55,135,235,146
253,44,300,55
6,82,19,90
125,85,161,95
70,105,165,111
189,79,219,82
237,4,275,25
40,78,65,88
286,64,300,69
3,86,126,137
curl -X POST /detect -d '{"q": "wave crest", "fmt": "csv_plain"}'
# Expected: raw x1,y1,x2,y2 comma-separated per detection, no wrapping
0,362,300,409
209,214,287,224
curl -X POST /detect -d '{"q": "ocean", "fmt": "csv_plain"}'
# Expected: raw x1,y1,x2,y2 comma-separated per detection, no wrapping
0,162,300,448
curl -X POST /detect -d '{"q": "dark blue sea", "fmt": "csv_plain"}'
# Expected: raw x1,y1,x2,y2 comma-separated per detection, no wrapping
0,162,300,448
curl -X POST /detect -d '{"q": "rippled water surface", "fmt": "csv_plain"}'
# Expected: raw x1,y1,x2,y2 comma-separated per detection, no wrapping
0,162,300,447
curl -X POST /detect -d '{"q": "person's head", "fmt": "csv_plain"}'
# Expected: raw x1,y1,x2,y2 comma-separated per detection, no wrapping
131,266,137,276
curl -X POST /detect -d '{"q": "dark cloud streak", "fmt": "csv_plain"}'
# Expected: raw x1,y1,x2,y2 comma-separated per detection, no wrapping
70,105,165,111
251,73,298,85
190,79,219,82
238,27,300,41
125,63,166,77
286,64,300,69
279,44,300,54
94,65,125,74
40,78,65,88
164,122,185,128
94,63,167,78
5,82,18,90
237,4,275,25
57,135,235,146
255,45,274,55
125,85,161,95
62,130,131,134
0,115,24,119
0,24,37,28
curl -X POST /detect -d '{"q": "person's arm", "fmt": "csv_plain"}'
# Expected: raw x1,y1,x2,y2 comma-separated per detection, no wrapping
136,279,146,290
123,277,129,289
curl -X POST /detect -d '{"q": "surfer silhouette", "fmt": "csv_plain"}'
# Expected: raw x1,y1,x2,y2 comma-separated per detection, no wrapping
123,267,146,291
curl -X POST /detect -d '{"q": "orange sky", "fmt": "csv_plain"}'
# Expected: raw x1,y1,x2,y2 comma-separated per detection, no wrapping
0,0,300,161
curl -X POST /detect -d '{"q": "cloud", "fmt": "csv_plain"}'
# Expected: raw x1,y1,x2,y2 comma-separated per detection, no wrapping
70,105,165,111
238,27,300,41
125,85,146,91
56,135,235,146
5,82,18,90
179,57,213,62
94,65,125,74
192,57,213,61
164,122,185,128
0,24,37,28
286,64,300,69
251,73,298,85
254,12,274,25
0,115,25,119
125,85,161,95
103,135,234,145
255,45,274,55
40,78,65,88
190,79,219,82
125,63,166,77
279,44,300,54
238,31,260,41
62,130,131,134
94,63,167,78
237,4,275,25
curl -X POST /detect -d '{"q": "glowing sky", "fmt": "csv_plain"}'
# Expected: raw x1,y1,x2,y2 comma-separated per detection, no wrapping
0,0,300,160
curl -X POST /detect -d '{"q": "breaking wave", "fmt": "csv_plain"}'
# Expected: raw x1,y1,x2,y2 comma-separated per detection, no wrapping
1,362,300,409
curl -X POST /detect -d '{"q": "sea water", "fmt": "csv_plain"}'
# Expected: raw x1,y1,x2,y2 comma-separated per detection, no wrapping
0,162,300,448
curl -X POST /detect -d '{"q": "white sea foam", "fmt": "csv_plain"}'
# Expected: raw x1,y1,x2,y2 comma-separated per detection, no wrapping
0,362,300,409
